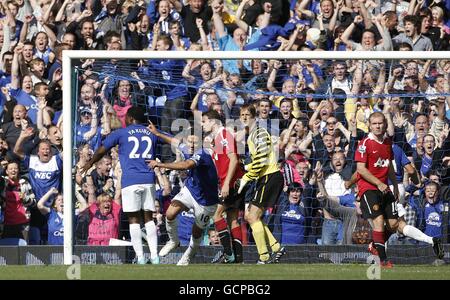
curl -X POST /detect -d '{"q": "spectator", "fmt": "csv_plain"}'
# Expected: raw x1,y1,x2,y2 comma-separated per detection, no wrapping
79,193,121,246
392,15,433,51
14,132,63,244
421,182,446,239
273,182,306,245
0,161,35,243
36,187,63,245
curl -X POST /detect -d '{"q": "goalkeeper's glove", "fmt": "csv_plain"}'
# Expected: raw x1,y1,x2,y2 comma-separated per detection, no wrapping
237,178,248,194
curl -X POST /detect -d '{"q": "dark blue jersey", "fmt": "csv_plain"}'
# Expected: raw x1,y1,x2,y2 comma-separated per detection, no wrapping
47,210,64,245
24,154,62,201
179,145,219,206
102,124,159,188
424,200,444,238
281,204,305,244
389,144,411,185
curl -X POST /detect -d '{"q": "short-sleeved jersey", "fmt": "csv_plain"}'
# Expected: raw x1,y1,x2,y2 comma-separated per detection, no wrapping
179,144,219,206
355,133,394,197
47,210,64,245
281,204,305,245
25,154,63,201
102,124,159,188
212,127,244,189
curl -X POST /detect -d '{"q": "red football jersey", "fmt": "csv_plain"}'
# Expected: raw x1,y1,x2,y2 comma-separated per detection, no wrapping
212,127,244,189
355,133,394,197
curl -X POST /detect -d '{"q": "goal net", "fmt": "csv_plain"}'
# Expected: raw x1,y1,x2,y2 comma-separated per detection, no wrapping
63,51,450,265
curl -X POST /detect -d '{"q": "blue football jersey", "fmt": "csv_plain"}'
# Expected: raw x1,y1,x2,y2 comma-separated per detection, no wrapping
47,210,64,245
102,124,159,188
179,145,219,206
389,144,411,184
25,154,62,200
281,204,305,245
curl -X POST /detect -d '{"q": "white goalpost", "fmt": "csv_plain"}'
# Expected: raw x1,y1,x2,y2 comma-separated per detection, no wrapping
62,50,450,265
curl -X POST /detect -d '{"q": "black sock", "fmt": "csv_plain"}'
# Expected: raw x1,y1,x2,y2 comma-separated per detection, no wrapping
215,219,233,256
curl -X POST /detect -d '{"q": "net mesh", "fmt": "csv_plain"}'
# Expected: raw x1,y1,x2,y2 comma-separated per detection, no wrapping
71,56,449,264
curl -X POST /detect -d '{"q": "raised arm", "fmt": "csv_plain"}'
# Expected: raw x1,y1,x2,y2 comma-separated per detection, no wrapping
212,0,226,38
42,0,57,24
80,145,108,174
154,163,172,196
37,187,59,215
55,0,71,22
267,60,281,92
189,88,202,113
341,15,362,47
11,44,23,90
259,2,272,30
418,59,432,92
13,122,35,160
196,18,210,50
357,0,372,29
36,97,47,131
167,0,182,12
82,102,99,140
235,0,251,32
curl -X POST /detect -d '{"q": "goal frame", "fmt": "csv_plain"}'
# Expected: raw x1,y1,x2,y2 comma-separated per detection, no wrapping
62,50,449,265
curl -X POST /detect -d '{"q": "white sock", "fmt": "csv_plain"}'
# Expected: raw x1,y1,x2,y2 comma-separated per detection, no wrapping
145,221,158,259
186,235,202,257
130,223,144,260
166,218,179,243
402,225,433,245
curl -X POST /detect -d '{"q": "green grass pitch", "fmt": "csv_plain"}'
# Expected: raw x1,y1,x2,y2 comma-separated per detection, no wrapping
0,264,449,280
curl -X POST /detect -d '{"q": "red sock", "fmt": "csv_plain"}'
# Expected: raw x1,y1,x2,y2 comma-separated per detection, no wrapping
231,226,242,241
372,231,387,262
214,218,228,232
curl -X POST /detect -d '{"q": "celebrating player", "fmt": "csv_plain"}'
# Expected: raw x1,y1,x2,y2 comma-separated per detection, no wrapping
147,124,219,266
202,110,245,264
81,107,160,264
237,104,286,264
355,112,444,268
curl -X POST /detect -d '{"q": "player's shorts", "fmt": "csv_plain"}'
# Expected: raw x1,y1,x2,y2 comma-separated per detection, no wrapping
121,184,156,213
173,186,217,229
360,189,398,220
220,186,245,211
251,171,284,209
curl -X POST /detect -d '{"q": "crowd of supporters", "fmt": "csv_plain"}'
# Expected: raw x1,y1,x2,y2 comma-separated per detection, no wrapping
0,0,449,248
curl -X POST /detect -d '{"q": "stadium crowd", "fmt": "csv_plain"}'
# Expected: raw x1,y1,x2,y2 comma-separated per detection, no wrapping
0,0,449,259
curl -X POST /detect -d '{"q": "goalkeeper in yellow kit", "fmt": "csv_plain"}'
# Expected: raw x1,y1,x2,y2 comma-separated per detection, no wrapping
237,103,286,264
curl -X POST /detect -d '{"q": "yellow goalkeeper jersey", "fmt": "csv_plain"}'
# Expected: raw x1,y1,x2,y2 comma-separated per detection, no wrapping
242,126,279,181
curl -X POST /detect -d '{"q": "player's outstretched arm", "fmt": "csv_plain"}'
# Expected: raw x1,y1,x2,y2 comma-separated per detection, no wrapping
80,146,108,174
147,122,181,147
148,159,195,171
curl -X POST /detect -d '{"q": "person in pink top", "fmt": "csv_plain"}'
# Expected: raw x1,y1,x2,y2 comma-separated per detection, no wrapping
112,80,133,128
80,193,121,245
1,161,35,241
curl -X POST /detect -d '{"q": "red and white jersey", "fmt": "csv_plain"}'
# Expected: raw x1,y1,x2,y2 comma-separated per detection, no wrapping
355,133,394,197
212,127,244,189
